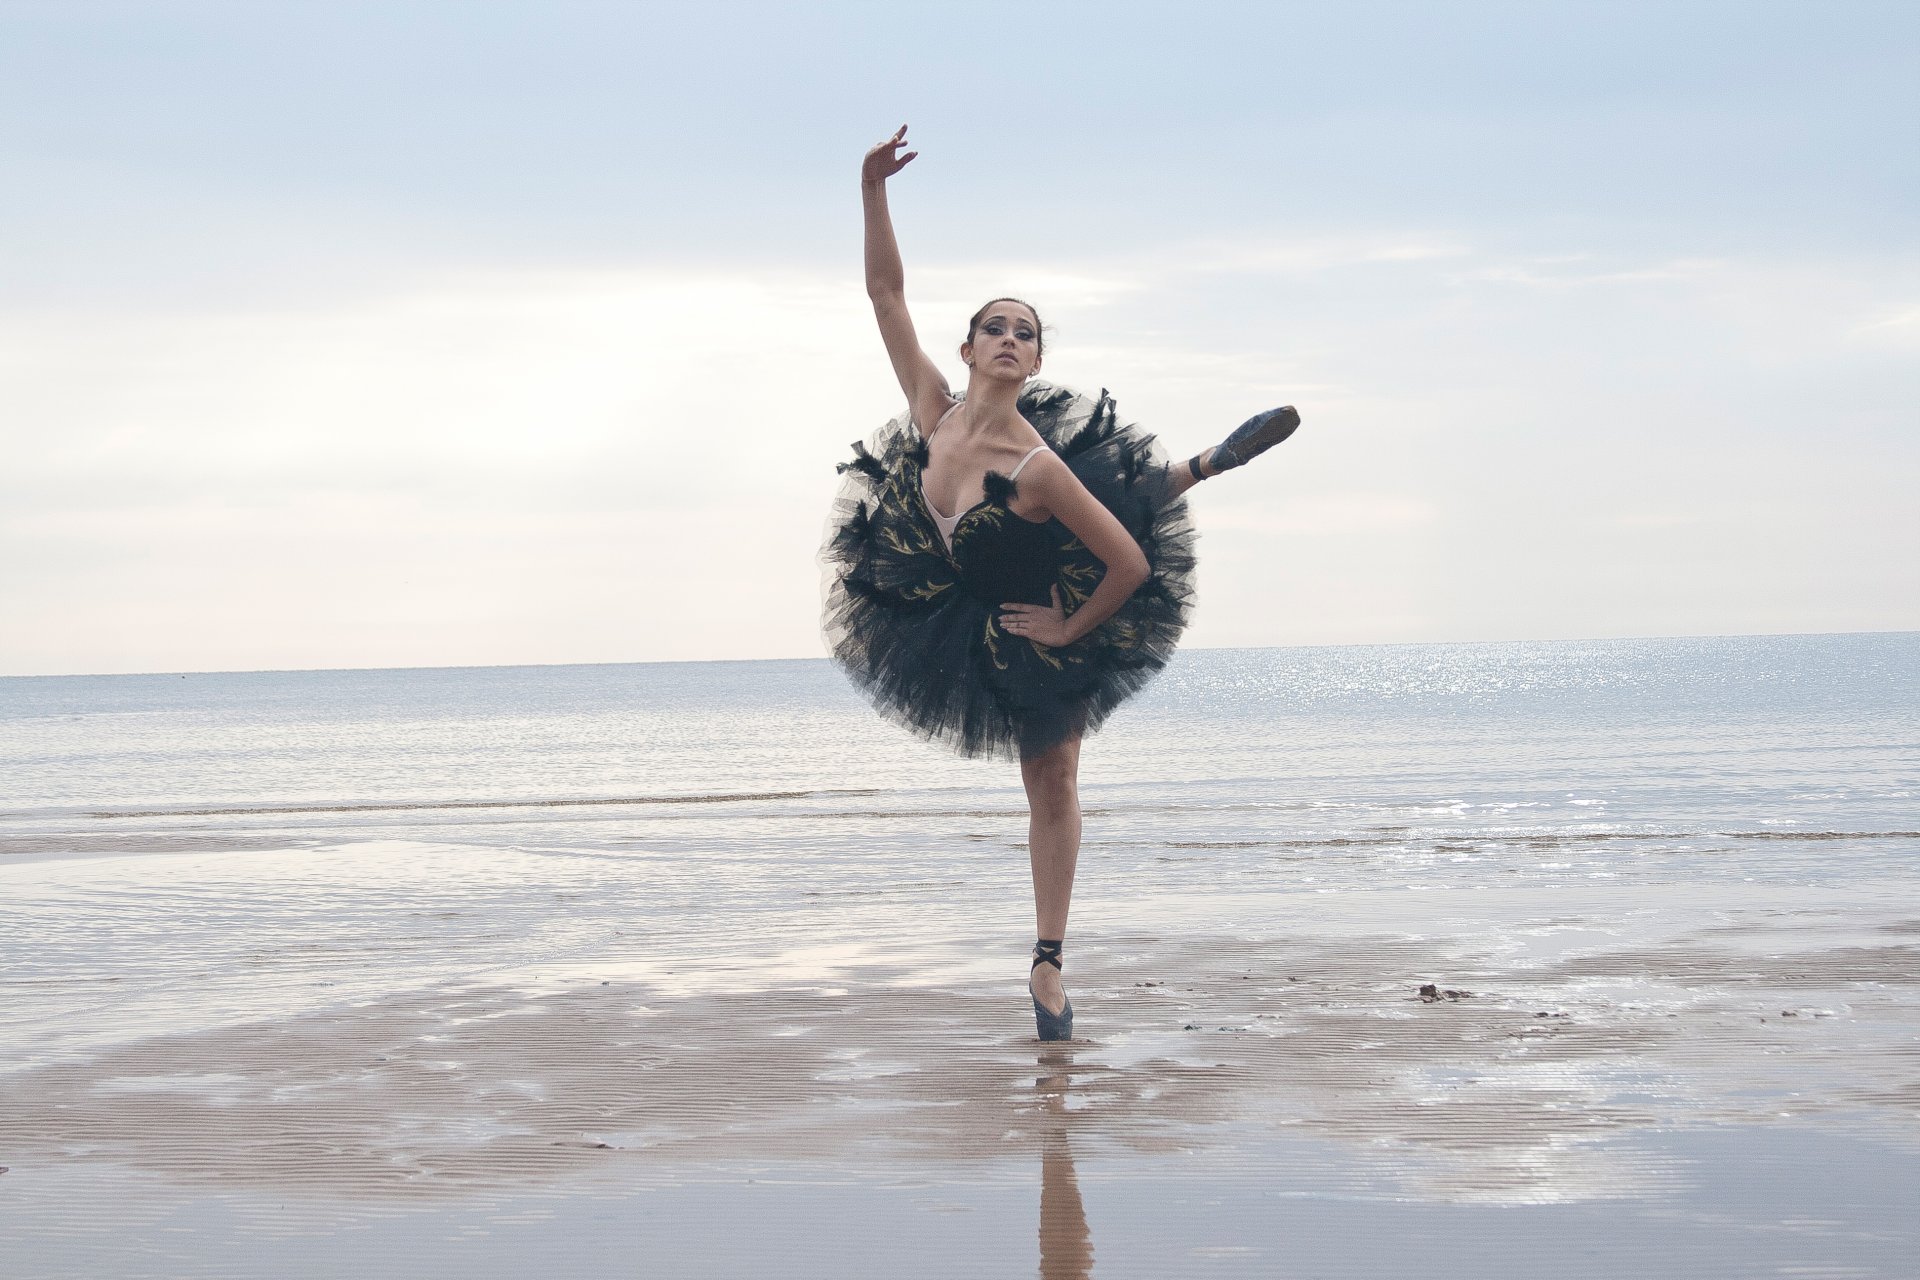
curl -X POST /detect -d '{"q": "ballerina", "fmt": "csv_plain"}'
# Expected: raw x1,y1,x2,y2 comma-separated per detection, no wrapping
823,125,1300,1041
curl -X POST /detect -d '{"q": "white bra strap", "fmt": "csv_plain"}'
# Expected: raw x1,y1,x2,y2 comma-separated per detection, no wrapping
925,399,964,440
1007,444,1048,482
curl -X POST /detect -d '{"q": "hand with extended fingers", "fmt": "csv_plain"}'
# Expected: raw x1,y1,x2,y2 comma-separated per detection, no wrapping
862,124,917,186
1000,587,1074,648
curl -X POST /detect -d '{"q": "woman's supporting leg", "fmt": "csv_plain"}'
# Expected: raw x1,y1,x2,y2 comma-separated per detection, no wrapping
1022,733,1082,1016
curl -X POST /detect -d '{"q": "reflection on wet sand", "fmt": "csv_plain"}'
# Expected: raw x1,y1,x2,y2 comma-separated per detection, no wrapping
1036,1049,1094,1280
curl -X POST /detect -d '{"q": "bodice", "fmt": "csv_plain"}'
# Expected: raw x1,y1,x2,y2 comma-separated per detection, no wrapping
949,503,1063,607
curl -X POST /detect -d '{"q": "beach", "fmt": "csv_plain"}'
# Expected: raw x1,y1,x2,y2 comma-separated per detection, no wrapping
4,636,1918,1277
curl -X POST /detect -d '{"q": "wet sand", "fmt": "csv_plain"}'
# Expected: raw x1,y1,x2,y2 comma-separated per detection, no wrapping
4,842,1919,1278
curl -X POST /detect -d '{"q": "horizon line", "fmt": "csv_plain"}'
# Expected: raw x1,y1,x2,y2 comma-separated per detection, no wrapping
3,627,1915,683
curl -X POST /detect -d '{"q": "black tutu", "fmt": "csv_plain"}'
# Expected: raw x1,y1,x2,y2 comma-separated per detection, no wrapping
822,382,1197,759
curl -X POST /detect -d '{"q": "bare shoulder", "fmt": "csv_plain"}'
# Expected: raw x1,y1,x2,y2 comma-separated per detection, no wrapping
1009,445,1082,519
1017,446,1076,491
1017,445,1145,573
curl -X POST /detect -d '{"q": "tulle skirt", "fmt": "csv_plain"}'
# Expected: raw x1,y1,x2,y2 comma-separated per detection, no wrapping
821,382,1197,758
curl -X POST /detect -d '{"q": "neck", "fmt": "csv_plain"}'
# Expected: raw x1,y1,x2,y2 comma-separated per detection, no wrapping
960,371,1026,429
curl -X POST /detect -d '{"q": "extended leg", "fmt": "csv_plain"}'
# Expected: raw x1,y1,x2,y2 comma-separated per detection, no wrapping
1158,452,1212,501
1158,404,1303,500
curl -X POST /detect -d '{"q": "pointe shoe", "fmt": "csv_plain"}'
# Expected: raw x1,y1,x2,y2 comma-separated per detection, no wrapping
1207,405,1301,472
1030,939,1074,1042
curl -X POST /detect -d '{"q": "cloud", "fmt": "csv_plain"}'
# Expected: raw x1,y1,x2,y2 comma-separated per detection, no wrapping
1206,493,1440,537
913,265,1147,311
1175,236,1472,276
3,230,1916,674
3,267,876,497
1460,256,1728,288
1851,304,1920,344
0,267,889,672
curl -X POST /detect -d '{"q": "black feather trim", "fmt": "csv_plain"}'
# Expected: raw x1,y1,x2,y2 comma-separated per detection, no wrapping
836,441,886,481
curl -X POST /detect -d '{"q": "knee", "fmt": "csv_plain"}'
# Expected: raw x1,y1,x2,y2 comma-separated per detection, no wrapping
1024,756,1079,818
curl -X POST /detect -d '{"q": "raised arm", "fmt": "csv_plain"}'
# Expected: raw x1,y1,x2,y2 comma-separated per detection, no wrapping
862,125,953,429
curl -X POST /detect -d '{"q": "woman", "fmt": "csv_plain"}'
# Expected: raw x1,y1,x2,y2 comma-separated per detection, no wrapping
824,125,1299,1041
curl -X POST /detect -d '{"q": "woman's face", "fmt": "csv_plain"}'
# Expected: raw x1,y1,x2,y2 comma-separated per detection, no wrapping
963,303,1043,381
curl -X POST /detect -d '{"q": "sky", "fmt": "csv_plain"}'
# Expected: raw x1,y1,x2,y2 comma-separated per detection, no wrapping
2,0,1915,676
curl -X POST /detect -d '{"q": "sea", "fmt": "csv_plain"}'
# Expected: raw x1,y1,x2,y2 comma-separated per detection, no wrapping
2,631,1916,1058
5,633,1920,1278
